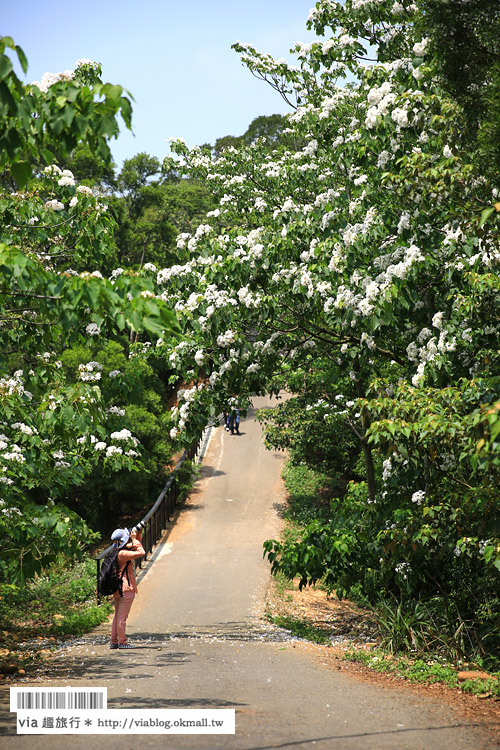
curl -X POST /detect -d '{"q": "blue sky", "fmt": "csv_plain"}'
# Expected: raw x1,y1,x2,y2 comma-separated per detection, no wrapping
4,0,317,170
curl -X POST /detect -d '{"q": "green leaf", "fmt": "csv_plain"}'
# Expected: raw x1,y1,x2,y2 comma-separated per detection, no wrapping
115,312,126,330
0,37,16,51
120,97,133,130
10,160,32,188
479,207,495,227
62,105,75,128
15,45,28,74
73,114,89,137
102,83,123,104
0,53,13,81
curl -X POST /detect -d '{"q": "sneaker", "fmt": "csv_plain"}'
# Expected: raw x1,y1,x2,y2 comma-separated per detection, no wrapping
109,642,119,649
118,642,136,649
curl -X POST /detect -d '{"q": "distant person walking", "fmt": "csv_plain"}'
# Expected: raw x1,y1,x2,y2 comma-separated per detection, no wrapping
227,395,240,435
109,526,145,649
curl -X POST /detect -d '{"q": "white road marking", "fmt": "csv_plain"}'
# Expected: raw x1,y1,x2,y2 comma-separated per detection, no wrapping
156,542,174,559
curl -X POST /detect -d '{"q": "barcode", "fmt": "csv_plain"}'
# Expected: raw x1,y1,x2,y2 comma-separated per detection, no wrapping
11,688,107,711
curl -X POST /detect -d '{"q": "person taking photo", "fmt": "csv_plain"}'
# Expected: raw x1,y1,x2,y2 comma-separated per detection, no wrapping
109,526,145,649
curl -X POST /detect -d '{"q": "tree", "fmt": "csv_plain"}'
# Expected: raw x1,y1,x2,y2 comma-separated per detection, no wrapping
418,0,500,176
244,114,285,144
0,38,179,581
213,114,297,156
0,41,130,188
139,0,499,652
112,152,213,270
64,144,117,191
118,152,162,196
59,340,176,530
213,134,244,156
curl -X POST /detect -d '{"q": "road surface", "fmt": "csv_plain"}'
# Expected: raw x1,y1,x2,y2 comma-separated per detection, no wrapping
1,396,498,749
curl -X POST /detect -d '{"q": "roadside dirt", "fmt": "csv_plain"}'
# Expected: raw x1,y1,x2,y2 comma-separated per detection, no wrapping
266,576,379,642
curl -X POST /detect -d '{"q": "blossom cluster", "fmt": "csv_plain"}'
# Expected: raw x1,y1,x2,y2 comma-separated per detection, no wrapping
78,361,102,382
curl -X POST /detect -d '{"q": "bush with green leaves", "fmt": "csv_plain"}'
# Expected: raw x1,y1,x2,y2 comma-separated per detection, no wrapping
0,558,112,636
258,392,360,480
56,339,175,529
266,462,500,662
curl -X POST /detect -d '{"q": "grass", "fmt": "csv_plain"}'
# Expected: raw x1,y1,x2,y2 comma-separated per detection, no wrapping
344,649,500,697
0,557,112,677
280,463,336,545
345,649,459,687
267,614,333,645
270,570,296,599
0,557,111,637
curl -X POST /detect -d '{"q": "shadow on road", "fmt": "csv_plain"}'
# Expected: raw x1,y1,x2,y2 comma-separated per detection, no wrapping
199,466,226,478
108,696,246,709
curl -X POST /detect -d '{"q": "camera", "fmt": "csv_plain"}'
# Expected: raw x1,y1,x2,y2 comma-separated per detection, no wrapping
131,521,144,533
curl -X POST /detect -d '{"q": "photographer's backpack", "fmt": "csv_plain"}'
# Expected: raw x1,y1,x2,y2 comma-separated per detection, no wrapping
98,548,129,597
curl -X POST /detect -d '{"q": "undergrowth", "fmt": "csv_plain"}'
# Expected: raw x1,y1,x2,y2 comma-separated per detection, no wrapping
0,558,112,648
270,461,500,698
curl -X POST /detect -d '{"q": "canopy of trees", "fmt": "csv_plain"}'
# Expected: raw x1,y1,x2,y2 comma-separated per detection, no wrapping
152,0,499,656
2,1,500,658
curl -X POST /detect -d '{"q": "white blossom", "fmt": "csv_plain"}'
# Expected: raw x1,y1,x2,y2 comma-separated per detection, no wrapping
45,199,64,212
106,445,123,457
411,490,426,506
86,323,101,336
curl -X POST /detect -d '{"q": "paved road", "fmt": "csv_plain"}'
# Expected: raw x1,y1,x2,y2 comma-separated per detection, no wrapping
1,396,499,749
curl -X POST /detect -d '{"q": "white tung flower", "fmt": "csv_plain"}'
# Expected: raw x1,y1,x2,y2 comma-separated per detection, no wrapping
391,107,410,128
86,323,101,336
110,429,133,441
413,39,428,56
45,199,65,212
106,445,123,457
397,212,411,233
58,175,75,187
76,185,93,197
217,330,236,347
411,490,426,506
432,311,445,330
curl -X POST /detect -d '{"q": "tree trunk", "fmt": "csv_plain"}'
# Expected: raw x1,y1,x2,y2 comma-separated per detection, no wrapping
354,364,377,502
360,434,377,503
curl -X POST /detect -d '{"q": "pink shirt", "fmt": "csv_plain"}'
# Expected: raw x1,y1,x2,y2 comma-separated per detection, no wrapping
116,536,145,593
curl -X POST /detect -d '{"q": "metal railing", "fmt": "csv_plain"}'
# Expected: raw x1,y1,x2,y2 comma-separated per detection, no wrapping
95,435,202,602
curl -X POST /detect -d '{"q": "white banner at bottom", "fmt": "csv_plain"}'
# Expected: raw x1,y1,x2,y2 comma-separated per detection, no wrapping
16,709,235,734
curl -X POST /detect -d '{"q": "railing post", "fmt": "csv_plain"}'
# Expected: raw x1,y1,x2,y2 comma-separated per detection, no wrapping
97,558,101,604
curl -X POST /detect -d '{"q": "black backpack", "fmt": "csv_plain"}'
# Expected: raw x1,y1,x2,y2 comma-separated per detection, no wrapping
98,548,130,597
